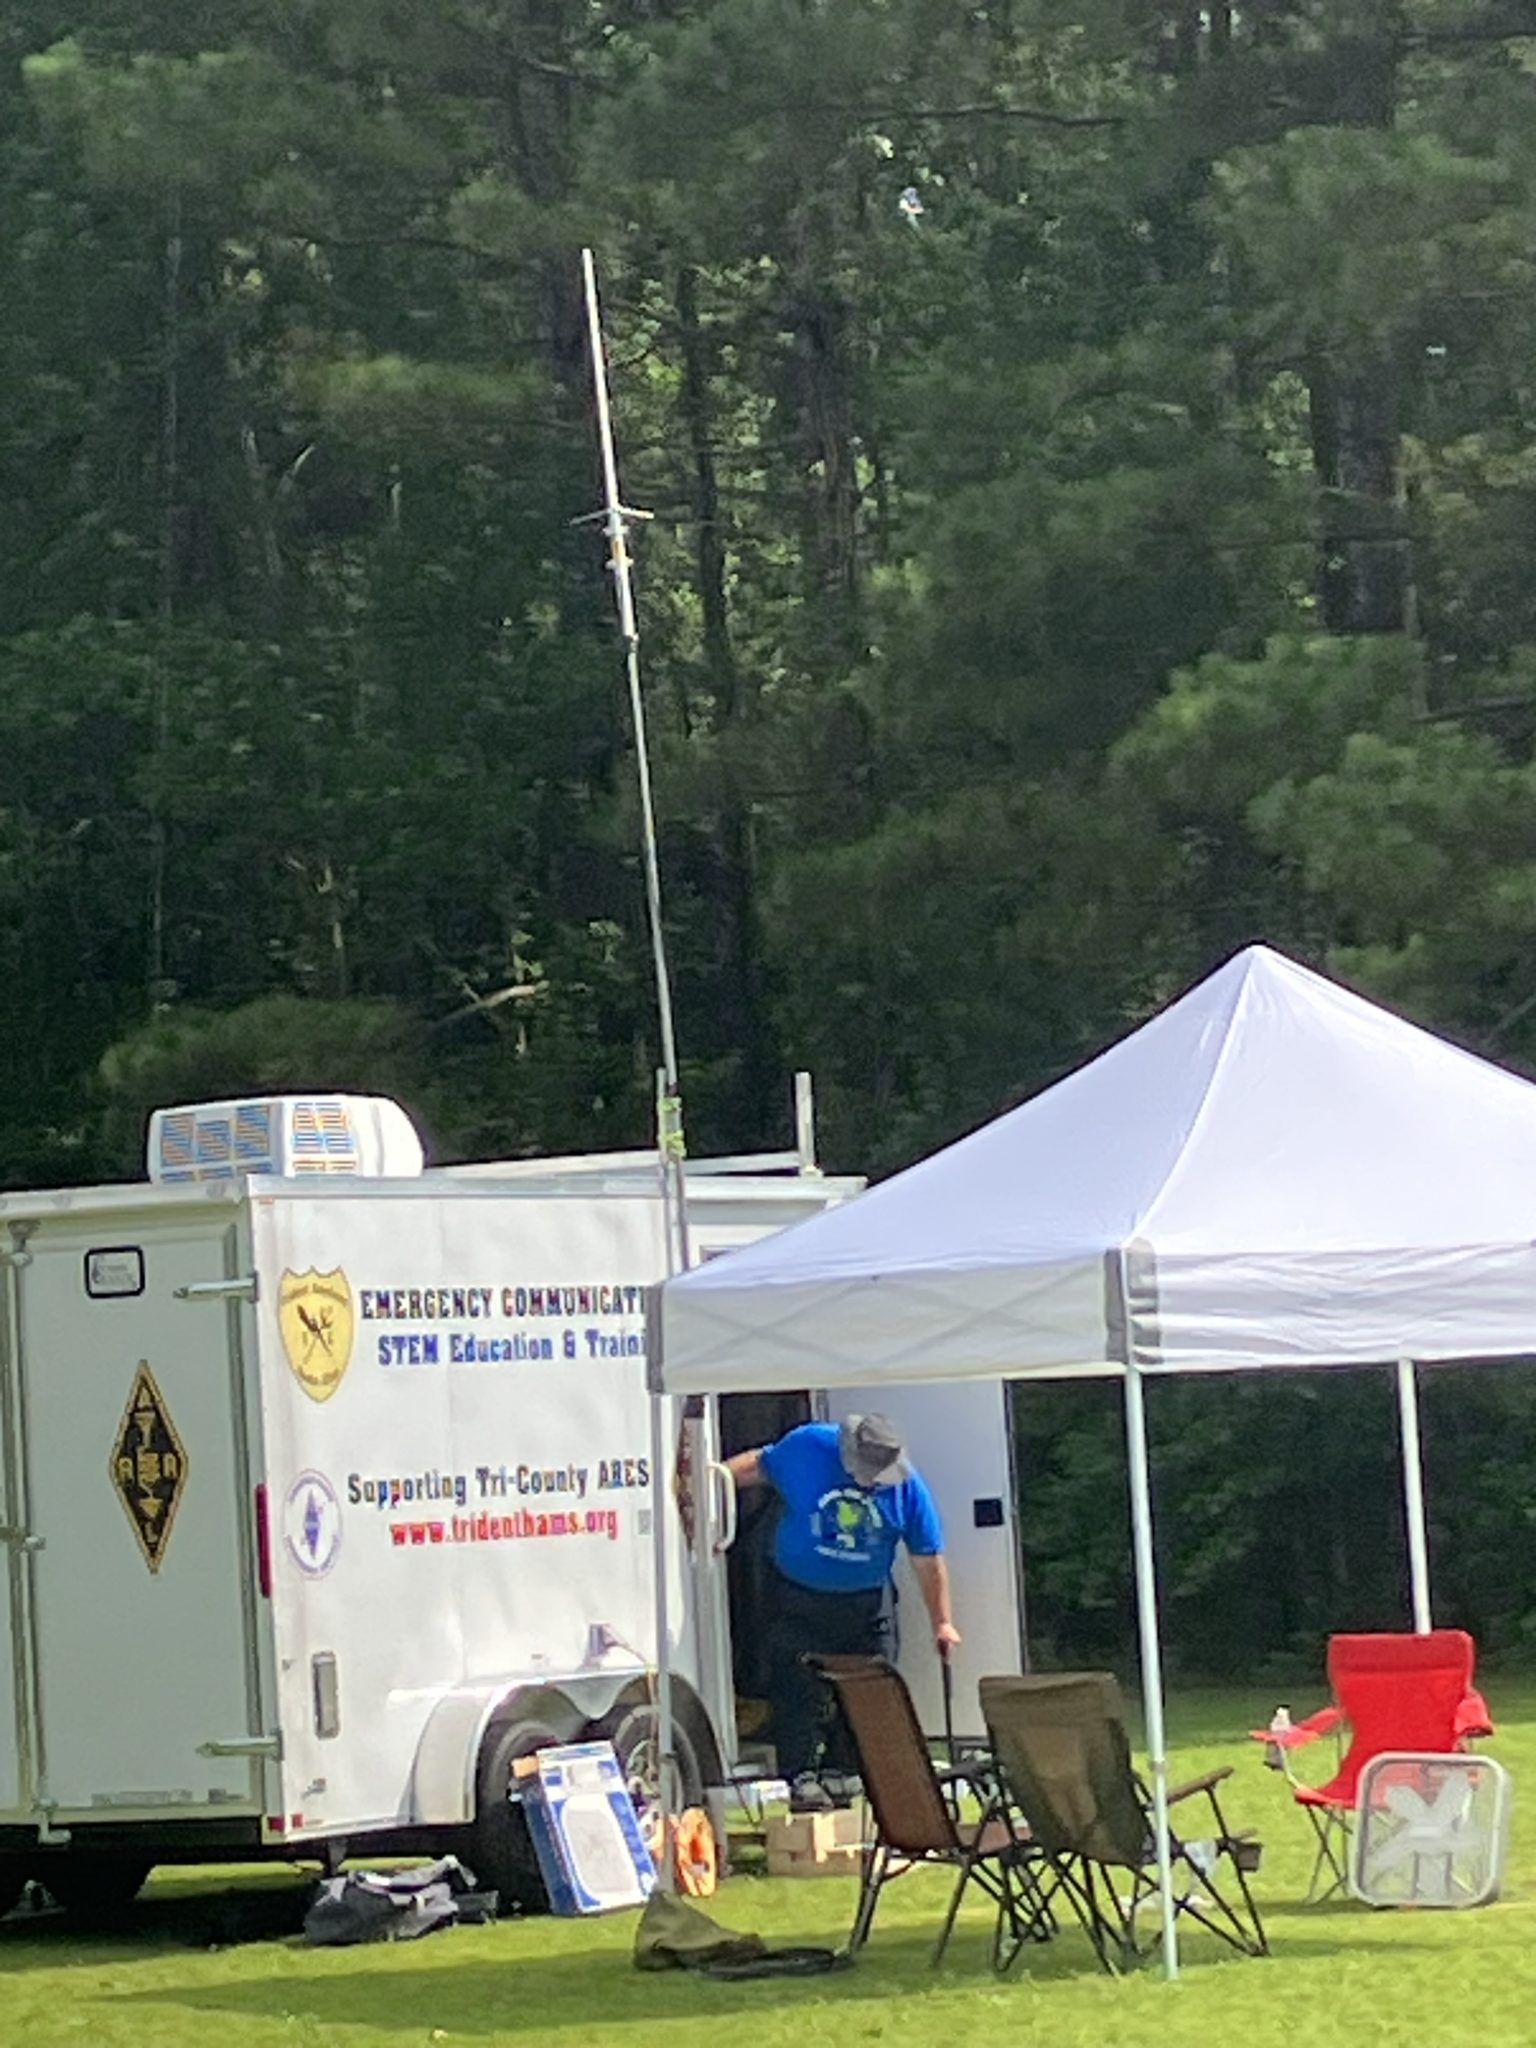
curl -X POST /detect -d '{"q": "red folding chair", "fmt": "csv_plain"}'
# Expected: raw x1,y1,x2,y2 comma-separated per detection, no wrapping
1251,1630,1492,1901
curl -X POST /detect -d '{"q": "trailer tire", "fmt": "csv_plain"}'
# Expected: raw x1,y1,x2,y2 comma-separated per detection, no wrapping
471,1716,562,1915
590,1701,703,1858
0,1859,28,1921
43,1854,152,1923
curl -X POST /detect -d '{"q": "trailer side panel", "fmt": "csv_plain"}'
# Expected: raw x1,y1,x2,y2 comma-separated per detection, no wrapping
252,1188,685,1840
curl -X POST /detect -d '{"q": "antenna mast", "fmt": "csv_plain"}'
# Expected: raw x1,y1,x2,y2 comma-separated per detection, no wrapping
578,248,691,1268
579,249,689,1885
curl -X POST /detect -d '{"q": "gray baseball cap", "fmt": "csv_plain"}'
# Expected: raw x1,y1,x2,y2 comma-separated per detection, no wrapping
838,1413,908,1488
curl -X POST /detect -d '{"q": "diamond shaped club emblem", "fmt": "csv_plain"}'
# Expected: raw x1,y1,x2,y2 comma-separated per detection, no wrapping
109,1362,188,1574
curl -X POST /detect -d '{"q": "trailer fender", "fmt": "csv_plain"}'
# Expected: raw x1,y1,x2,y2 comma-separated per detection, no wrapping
589,1677,725,1801
409,1674,722,1827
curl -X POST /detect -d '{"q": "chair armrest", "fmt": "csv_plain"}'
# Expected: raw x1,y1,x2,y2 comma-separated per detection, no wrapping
1456,1689,1494,1742
934,1760,1003,1826
1245,1705,1341,1753
936,1761,1001,1801
1167,1765,1234,1804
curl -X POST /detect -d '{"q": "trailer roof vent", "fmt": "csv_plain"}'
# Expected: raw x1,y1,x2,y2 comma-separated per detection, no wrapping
147,1095,424,1184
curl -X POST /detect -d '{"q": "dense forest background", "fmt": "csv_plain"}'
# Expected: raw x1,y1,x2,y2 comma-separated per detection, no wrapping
5,0,1536,1676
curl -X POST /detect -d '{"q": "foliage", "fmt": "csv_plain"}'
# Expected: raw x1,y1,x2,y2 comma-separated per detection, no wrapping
8,0,1536,1666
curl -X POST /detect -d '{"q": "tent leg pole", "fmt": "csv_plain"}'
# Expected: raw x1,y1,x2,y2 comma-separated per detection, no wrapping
1396,1358,1433,1635
649,1383,678,1891
1123,1360,1178,1983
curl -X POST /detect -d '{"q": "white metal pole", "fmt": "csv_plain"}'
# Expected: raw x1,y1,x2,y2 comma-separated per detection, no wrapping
647,1375,676,1858
1396,1358,1433,1635
579,250,683,1115
1122,1355,1179,1982
793,1071,819,1176
579,251,692,1274
581,247,692,1889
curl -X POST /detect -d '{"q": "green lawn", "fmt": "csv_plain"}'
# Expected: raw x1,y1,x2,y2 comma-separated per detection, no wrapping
4,1682,1533,2048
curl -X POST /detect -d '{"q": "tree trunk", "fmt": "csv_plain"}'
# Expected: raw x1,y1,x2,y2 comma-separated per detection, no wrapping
1304,6,1414,642
147,206,183,1010
675,265,732,725
674,263,780,1146
1173,1,1202,73
1308,350,1416,640
487,4,617,770
782,201,865,670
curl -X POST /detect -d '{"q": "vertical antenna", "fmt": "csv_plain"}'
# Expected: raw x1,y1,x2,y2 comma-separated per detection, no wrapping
580,249,689,1882
578,250,690,1261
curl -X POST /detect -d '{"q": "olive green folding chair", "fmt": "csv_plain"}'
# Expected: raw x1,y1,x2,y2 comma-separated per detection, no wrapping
980,1672,1267,1972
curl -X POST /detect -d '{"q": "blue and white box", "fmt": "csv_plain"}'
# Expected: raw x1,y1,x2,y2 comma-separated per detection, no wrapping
514,1741,657,1915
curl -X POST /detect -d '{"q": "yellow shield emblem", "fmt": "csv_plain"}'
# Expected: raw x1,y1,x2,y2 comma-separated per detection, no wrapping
279,1268,355,1403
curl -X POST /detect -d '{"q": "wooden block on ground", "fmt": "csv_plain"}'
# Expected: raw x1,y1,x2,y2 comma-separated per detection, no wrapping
766,1810,863,1855
764,1809,867,1877
765,1814,813,1858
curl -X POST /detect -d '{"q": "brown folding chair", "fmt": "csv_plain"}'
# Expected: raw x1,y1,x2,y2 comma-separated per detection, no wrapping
980,1672,1267,1972
807,1654,1052,1967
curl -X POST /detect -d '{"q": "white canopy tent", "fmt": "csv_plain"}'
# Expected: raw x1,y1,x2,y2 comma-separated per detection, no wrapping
651,945,1536,1976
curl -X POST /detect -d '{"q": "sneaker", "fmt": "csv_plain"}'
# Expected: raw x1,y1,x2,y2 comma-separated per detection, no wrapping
820,1772,862,1808
789,1773,834,1813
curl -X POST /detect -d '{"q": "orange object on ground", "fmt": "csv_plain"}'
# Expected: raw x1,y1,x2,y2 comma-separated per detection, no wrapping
672,1807,719,1897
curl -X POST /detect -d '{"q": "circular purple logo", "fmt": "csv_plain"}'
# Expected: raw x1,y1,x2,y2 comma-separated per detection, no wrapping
283,1470,343,1578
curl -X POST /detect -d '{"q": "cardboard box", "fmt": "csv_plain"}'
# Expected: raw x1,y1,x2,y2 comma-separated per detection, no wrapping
765,1807,867,1878
514,1741,657,1914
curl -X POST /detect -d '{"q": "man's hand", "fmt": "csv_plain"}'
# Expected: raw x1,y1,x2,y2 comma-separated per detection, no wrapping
911,1552,959,1656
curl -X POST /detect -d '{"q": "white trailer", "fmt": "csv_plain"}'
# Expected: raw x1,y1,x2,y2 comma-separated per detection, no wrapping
0,1095,1024,1918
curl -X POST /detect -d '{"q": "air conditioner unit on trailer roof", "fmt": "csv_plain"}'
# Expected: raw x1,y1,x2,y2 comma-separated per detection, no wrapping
146,1095,424,1184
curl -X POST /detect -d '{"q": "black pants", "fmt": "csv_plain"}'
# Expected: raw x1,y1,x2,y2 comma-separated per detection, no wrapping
765,1570,891,1780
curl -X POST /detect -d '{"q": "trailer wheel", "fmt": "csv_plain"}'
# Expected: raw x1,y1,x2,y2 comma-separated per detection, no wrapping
42,1854,152,1923
590,1701,703,1857
0,1858,28,1921
471,1716,562,1914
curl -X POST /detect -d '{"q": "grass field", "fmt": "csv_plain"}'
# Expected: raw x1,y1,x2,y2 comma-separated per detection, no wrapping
3,1682,1533,2048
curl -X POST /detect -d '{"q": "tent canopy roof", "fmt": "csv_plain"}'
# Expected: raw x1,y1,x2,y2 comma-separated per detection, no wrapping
656,947,1536,1389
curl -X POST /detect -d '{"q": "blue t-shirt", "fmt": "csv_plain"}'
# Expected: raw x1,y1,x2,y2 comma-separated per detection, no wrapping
761,1422,943,1594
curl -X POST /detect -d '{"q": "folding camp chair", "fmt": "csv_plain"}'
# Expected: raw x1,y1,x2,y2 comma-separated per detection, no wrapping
806,1655,1050,1967
1251,1630,1493,1903
980,1672,1267,1973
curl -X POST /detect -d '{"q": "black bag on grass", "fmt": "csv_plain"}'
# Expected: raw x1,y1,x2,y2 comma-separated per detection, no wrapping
303,1857,498,1946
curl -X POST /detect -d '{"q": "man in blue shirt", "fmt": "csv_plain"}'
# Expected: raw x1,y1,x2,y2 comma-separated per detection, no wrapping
727,1413,960,1809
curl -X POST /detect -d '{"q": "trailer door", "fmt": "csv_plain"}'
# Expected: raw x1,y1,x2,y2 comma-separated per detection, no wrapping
824,1382,1023,1740
13,1213,264,1816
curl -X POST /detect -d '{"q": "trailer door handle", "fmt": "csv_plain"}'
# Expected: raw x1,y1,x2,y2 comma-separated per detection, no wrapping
175,1276,258,1303
0,1527,42,1552
708,1462,737,1555
197,1734,281,1760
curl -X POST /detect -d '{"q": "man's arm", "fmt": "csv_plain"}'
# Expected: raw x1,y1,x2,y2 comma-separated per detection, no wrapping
726,1448,765,1488
910,1552,962,1656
